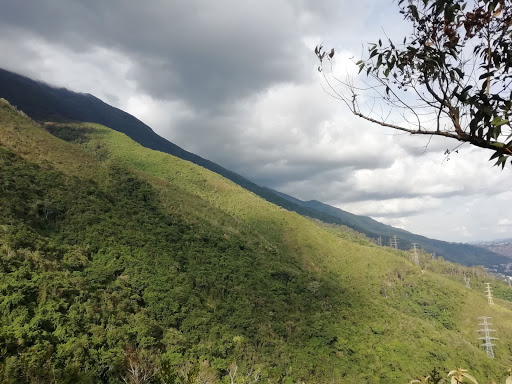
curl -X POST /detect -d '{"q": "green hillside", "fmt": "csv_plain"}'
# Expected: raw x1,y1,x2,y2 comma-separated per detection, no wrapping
2,98,512,383
0,68,505,271
271,191,511,270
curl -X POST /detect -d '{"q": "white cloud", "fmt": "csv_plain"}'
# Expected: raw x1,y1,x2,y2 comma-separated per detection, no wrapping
452,225,471,238
340,197,442,218
0,31,134,107
123,95,195,141
498,219,512,226
0,0,510,243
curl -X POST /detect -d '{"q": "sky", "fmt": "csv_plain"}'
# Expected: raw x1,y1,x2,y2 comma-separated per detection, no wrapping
0,0,510,243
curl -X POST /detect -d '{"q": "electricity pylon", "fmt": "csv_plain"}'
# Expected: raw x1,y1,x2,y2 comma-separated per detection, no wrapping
464,275,471,288
389,235,398,249
411,243,419,265
485,283,494,305
376,237,382,246
477,316,497,358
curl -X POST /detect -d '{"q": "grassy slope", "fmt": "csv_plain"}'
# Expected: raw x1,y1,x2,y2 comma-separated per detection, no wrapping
1,100,512,383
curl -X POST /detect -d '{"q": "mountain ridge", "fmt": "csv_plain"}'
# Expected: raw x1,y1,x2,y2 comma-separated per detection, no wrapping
0,68,507,270
269,189,511,270
472,239,512,259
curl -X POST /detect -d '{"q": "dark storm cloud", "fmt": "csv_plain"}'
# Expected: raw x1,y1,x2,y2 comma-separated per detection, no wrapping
0,0,311,109
166,105,398,190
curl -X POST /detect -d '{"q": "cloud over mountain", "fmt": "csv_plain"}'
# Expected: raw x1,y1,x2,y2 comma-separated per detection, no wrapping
0,0,510,242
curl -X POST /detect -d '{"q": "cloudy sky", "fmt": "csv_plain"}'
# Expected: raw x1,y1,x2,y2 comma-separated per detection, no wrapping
0,0,510,243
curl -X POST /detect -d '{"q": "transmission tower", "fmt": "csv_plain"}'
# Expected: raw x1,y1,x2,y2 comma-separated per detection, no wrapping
477,317,497,358
485,283,494,305
411,243,419,265
376,236,382,246
464,275,471,289
389,235,398,249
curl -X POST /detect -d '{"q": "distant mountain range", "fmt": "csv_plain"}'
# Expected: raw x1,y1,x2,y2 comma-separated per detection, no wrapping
472,238,512,258
271,190,511,268
0,68,508,270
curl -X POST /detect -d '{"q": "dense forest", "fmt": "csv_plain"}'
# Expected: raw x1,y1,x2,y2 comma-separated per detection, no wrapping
2,98,512,383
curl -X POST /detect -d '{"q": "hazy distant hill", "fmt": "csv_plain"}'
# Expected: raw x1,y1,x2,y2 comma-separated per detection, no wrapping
473,238,512,258
271,189,511,269
0,68,507,271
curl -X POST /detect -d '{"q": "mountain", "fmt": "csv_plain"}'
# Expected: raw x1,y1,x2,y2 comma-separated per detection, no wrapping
0,68,507,272
271,190,511,270
0,69,350,226
473,238,512,259
4,98,512,382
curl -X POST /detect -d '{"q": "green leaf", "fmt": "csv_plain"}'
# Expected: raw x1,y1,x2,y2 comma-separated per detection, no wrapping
491,116,502,125
490,150,502,160
461,85,472,94
409,4,419,19
454,68,464,78
495,155,508,169
494,119,509,127
461,372,478,384
479,71,496,80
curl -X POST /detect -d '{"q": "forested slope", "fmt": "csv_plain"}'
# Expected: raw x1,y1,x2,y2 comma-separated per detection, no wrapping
2,99,512,383
0,68,506,270
271,191,510,269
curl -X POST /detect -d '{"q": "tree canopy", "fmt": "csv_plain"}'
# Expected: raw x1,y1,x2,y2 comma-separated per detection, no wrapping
316,0,512,167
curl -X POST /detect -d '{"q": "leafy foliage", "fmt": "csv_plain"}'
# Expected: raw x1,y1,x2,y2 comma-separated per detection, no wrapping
448,367,479,383
316,0,512,167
